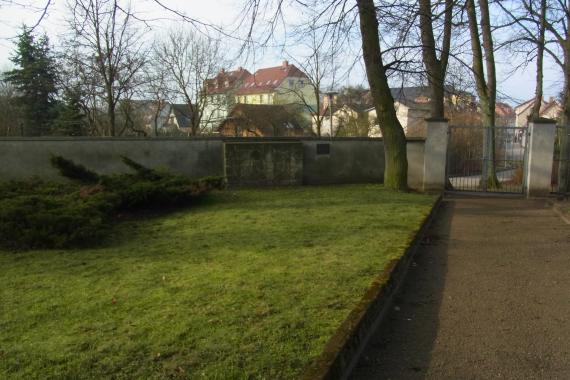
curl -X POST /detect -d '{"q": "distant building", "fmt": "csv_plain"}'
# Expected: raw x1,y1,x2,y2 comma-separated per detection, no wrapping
315,86,473,137
118,100,193,136
495,102,515,126
219,103,307,137
203,61,316,135
202,67,252,133
514,97,562,127
234,61,315,109
316,103,375,137
165,104,195,133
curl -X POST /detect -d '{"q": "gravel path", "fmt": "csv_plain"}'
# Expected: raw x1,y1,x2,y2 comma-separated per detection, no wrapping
351,196,570,380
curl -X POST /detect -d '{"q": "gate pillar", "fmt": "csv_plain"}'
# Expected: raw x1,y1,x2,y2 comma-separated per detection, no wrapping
526,118,556,198
423,118,449,192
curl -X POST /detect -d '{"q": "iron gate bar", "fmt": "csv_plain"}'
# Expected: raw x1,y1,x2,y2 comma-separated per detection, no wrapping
552,125,570,194
446,125,528,195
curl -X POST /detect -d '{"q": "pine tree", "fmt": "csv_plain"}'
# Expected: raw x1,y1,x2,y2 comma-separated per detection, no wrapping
4,27,58,136
54,88,86,136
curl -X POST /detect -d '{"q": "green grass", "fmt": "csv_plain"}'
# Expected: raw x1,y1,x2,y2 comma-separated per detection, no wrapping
0,185,435,379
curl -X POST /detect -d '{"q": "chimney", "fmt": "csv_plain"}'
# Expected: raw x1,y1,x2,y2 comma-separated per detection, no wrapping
221,68,225,74
282,60,289,68
238,66,243,71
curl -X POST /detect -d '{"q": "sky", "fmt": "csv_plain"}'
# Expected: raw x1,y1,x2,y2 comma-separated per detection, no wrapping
0,0,563,106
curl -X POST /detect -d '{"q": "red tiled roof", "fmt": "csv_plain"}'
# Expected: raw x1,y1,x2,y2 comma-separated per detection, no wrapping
495,102,514,117
205,67,252,95
235,61,308,95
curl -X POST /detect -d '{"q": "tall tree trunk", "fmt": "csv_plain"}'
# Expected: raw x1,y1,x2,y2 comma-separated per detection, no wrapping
314,86,322,137
466,0,499,189
357,0,408,190
559,41,570,192
419,0,452,119
532,0,547,118
563,5,570,126
153,101,162,137
107,93,116,137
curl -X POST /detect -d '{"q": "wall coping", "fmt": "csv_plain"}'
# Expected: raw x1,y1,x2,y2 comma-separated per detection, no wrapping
530,117,557,124
0,136,426,143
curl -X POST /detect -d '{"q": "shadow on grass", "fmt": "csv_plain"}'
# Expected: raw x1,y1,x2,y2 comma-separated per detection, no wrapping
77,191,228,250
350,200,454,379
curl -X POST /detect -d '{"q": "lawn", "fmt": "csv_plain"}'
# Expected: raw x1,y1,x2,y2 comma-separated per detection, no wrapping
0,185,435,379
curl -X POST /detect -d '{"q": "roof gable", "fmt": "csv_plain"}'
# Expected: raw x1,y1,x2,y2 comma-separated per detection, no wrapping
169,104,193,129
515,98,561,117
514,99,536,115
236,61,309,95
205,67,252,94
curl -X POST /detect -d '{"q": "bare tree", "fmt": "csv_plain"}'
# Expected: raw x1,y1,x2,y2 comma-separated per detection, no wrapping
419,0,454,118
59,46,105,136
532,0,548,117
466,0,500,188
153,28,222,136
357,0,408,189
143,52,170,137
0,76,23,136
496,0,549,118
224,0,409,189
0,0,53,30
284,24,340,137
497,0,569,191
65,0,147,136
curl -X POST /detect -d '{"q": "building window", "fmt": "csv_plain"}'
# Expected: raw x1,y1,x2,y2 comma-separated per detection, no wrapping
289,79,294,87
299,80,305,88
259,95,263,103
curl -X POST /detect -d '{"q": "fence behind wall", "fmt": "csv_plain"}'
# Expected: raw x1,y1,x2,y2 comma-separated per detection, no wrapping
446,125,527,194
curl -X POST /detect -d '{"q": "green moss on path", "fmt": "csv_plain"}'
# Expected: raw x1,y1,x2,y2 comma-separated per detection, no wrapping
0,185,435,379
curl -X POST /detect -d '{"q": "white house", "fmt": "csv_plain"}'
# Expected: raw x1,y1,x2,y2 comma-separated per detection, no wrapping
234,61,316,111
202,67,252,133
203,61,317,133
313,87,437,137
514,97,562,127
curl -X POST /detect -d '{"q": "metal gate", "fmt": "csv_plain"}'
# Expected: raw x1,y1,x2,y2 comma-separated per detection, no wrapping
552,125,570,194
446,126,528,194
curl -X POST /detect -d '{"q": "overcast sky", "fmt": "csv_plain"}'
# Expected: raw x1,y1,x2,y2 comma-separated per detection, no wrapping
0,0,563,105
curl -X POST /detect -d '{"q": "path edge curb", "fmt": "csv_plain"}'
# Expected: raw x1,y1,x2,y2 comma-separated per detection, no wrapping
300,194,444,380
549,201,570,225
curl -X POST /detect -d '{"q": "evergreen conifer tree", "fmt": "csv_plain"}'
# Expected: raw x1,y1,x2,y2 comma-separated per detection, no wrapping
54,88,86,136
4,27,58,136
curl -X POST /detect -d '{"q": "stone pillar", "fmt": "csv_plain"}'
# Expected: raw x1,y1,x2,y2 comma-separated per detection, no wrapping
525,118,556,197
423,118,449,192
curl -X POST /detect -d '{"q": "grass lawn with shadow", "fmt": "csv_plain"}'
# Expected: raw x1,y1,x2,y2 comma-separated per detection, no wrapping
0,185,436,379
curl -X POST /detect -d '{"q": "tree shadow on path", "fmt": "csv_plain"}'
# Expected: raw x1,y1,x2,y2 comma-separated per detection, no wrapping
350,200,454,379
